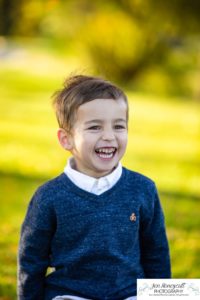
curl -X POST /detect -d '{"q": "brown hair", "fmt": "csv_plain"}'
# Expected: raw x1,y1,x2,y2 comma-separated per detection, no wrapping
52,75,128,132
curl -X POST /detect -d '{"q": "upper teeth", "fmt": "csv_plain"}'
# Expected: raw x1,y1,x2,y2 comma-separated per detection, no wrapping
96,147,115,153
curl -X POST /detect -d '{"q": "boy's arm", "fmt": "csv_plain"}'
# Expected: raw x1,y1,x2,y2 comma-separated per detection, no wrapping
18,188,56,300
140,184,171,278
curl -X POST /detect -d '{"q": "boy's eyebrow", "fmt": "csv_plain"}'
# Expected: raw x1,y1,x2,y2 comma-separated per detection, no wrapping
85,119,102,124
114,118,127,123
85,118,127,125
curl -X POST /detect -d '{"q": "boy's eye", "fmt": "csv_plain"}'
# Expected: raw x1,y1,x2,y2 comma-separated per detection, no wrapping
87,125,101,130
114,124,126,130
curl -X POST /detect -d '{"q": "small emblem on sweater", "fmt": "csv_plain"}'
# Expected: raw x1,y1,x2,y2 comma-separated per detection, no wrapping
130,213,136,222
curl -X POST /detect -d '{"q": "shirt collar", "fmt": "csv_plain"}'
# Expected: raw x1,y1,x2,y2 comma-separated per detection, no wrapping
64,157,122,195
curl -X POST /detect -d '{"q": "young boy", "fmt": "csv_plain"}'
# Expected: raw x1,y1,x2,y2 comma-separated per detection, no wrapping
18,75,171,300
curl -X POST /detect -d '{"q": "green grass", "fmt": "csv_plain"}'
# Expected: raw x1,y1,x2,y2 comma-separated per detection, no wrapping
0,39,200,299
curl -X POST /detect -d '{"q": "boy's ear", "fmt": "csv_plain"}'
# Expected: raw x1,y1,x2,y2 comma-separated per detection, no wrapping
57,128,73,150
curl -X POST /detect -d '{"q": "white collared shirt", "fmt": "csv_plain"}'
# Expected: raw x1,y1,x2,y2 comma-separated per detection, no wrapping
64,157,122,195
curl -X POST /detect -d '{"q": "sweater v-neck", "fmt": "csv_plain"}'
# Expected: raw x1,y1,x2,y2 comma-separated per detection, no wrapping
59,167,128,201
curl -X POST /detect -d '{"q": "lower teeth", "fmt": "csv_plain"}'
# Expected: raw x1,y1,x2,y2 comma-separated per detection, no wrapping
98,153,113,158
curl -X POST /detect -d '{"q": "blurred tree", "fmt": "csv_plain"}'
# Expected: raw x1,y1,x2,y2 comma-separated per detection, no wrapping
77,0,200,86
79,8,170,84
0,0,46,36
74,0,200,95
0,0,199,96
146,0,200,34
0,0,23,35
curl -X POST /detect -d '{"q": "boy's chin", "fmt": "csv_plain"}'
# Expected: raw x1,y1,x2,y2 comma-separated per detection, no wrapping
94,165,118,177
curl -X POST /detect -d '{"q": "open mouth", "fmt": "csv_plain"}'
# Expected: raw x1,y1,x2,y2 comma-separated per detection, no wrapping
95,147,117,159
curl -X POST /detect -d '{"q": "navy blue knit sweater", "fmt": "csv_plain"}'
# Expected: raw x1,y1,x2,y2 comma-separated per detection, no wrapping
18,168,171,300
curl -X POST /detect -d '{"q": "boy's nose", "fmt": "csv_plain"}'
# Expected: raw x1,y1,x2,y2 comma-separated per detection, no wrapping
101,129,115,141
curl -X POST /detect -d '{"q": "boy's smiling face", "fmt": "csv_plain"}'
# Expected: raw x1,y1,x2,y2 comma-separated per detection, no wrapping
58,98,128,178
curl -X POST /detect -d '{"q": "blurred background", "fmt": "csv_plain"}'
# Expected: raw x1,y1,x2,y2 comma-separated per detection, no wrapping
0,0,200,299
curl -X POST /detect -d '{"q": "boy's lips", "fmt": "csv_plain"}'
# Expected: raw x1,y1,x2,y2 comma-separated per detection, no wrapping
95,147,117,159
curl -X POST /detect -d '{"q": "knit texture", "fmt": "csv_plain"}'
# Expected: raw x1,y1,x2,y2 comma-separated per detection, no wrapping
18,168,171,300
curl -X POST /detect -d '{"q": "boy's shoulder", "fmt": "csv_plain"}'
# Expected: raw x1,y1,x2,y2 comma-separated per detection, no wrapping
123,167,155,186
33,173,67,203
122,168,159,211
123,167,157,197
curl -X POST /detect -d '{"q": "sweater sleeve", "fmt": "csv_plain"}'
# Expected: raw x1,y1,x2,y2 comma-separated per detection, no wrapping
140,184,171,278
18,187,56,300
